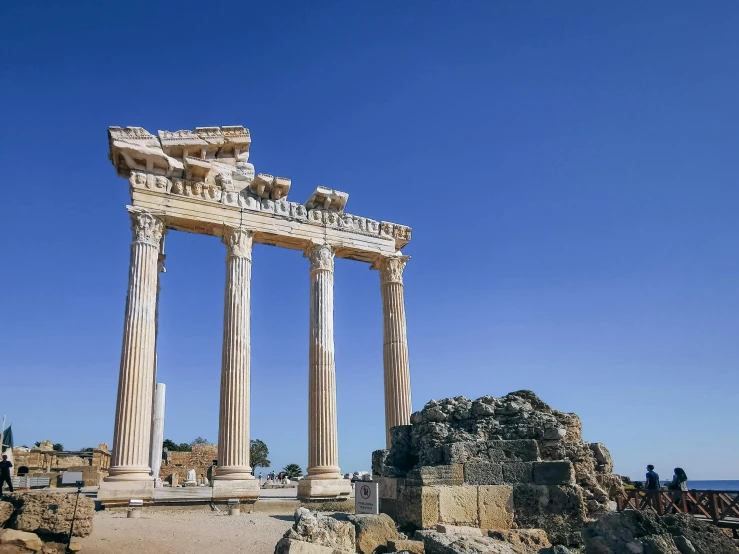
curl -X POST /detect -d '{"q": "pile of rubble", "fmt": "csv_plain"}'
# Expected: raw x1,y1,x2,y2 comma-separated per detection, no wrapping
0,491,94,552
371,391,626,548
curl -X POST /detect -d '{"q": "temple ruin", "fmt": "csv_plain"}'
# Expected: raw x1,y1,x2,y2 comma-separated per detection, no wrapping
99,126,413,502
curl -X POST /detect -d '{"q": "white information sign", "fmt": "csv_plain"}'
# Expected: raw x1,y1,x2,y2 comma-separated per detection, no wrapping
354,481,379,515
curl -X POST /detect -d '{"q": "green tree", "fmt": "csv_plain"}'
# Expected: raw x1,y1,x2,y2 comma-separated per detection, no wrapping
163,439,191,452
250,439,270,472
34,442,41,447
52,443,64,452
283,464,303,479
191,436,210,446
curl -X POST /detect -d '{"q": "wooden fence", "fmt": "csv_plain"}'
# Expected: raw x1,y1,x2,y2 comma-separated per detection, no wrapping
617,489,739,530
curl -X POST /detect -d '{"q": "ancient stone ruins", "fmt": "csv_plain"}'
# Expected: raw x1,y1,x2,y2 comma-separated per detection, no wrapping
100,125,413,502
275,391,739,554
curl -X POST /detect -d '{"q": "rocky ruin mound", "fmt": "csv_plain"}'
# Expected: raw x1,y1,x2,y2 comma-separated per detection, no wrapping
583,510,739,553
372,391,626,548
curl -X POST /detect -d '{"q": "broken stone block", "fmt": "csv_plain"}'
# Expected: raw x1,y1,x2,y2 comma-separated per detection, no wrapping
437,486,478,527
284,508,356,552
443,442,485,465
512,485,585,547
407,465,464,486
463,462,504,486
388,539,425,553
397,485,439,529
415,530,521,554
10,492,95,538
0,529,43,552
532,462,575,486
477,486,514,531
347,514,398,554
487,529,551,552
0,501,13,527
274,538,353,554
501,462,534,484
487,440,540,463
435,524,482,536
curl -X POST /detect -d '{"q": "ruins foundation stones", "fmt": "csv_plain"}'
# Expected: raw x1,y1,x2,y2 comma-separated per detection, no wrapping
373,390,627,548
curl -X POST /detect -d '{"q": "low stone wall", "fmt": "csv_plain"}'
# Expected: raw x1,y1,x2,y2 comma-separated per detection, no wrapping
159,444,218,484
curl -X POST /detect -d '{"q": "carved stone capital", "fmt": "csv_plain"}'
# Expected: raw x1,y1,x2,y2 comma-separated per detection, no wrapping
305,243,335,273
371,255,411,284
222,226,254,260
128,207,165,248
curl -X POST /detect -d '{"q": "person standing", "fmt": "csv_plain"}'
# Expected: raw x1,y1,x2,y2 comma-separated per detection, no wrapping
0,454,13,493
645,464,661,511
667,468,689,511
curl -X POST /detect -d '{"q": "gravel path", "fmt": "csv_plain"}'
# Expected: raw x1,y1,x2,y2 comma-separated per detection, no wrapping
83,510,293,554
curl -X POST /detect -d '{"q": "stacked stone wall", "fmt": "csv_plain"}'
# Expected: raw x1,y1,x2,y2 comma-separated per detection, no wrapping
159,444,218,483
373,390,626,548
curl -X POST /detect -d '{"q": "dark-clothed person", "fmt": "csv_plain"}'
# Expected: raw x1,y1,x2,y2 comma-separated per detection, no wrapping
646,465,661,490
0,455,13,493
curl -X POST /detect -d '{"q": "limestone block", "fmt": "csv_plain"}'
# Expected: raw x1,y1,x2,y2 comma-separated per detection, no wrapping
463,462,504,486
12,492,95,538
396,485,439,529
407,466,463,486
0,529,43,552
0,501,13,527
415,530,521,554
388,539,425,553
443,442,485,465
286,508,355,552
501,463,534,484
274,538,353,554
435,524,482,536
487,530,551,553
532,462,575,486
487,441,540,463
377,477,402,500
512,485,585,547
347,514,398,554
477,486,514,531
437,486,478,527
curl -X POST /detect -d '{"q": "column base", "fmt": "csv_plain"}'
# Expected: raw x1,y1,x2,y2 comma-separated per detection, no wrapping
297,476,352,499
98,479,154,503
212,478,260,502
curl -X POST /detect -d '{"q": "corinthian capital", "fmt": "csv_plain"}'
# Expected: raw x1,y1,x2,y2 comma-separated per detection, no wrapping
371,255,411,284
305,243,335,273
222,225,254,260
128,207,165,248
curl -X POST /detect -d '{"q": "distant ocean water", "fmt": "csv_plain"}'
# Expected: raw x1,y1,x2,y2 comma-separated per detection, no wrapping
658,480,739,491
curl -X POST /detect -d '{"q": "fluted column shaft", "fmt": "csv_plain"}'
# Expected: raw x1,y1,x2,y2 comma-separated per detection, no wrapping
374,256,412,448
108,208,165,482
306,244,341,478
216,226,255,480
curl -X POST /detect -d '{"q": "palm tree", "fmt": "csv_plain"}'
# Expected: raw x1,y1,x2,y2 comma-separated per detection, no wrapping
283,463,303,479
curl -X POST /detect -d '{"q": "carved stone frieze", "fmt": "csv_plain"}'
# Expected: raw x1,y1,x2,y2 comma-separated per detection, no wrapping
222,226,254,260
371,255,411,284
128,208,165,248
306,243,335,273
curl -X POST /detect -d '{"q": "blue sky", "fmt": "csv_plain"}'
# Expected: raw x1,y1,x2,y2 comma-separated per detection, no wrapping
1,1,737,480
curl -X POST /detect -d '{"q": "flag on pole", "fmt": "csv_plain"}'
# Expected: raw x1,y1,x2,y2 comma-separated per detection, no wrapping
1,425,13,452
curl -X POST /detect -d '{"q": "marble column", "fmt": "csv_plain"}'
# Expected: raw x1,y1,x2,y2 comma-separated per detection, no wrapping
372,255,412,448
104,208,165,489
298,243,351,499
213,226,259,499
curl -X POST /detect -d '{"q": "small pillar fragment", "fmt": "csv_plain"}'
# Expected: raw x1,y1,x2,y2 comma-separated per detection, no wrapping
298,243,351,500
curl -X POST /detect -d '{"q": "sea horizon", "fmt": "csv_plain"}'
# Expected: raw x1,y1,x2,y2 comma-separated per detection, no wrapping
642,479,739,491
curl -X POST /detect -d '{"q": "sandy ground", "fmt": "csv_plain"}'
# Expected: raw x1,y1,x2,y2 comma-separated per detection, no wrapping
83,510,293,554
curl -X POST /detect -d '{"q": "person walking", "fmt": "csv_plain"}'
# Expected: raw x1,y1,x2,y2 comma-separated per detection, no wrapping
0,454,13,493
645,464,661,512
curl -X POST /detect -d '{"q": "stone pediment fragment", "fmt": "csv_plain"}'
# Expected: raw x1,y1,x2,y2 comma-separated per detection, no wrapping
305,186,349,213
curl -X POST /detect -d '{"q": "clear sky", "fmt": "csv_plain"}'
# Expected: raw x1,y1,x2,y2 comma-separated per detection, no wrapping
1,1,737,481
